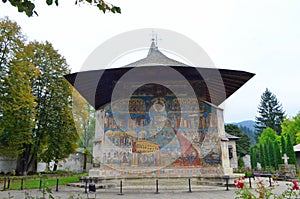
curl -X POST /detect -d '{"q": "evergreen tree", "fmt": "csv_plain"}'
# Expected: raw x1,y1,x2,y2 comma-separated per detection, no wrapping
264,143,270,169
225,124,251,158
286,133,296,165
259,144,266,169
255,88,285,136
268,140,275,169
250,146,257,170
256,128,280,170
281,135,286,163
274,140,281,170
239,125,256,146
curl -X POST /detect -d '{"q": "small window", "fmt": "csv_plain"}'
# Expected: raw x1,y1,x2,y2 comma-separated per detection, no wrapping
228,145,233,159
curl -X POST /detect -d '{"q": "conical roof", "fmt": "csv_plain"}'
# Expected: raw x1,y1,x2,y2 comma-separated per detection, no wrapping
124,41,188,67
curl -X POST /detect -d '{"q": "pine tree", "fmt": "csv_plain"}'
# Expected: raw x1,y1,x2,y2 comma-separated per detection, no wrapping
255,88,285,136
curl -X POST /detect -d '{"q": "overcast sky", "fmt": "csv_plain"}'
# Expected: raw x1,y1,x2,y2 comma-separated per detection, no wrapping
1,0,300,123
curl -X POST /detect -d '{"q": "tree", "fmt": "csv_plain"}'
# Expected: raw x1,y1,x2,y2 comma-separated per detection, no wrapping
273,140,281,170
239,125,256,146
281,135,286,163
264,142,270,168
258,144,266,169
3,0,121,17
281,113,300,145
0,18,37,172
225,124,251,158
255,88,285,136
250,146,257,170
28,41,78,173
0,18,78,174
0,17,26,121
256,128,280,170
72,90,95,172
0,46,38,162
286,133,296,165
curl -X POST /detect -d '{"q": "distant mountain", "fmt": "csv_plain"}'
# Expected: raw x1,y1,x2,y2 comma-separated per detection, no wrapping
230,120,257,145
232,120,256,131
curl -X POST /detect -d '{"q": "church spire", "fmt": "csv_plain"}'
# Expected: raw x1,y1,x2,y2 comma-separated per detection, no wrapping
148,32,159,56
148,38,158,56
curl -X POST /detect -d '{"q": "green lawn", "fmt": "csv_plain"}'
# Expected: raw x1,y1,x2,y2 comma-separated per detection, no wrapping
2,175,81,190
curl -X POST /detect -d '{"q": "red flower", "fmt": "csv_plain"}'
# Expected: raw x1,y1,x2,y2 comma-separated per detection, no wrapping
242,176,245,180
236,181,245,189
291,180,299,190
234,180,237,184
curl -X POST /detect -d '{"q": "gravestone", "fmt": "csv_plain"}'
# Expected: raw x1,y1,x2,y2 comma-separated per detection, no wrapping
278,154,296,179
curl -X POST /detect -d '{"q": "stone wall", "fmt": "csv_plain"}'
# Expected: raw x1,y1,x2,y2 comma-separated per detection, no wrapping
0,156,17,174
1,153,92,174
228,140,238,170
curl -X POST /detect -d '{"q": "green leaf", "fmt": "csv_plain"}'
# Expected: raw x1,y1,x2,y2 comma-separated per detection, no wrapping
114,6,121,13
46,0,53,5
55,0,58,6
86,0,92,3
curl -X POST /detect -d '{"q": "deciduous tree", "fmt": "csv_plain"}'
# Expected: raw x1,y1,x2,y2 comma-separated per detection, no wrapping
281,113,300,145
3,0,121,17
72,90,95,172
0,18,78,174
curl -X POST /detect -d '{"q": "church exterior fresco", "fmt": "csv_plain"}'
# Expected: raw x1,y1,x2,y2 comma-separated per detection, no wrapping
94,92,224,177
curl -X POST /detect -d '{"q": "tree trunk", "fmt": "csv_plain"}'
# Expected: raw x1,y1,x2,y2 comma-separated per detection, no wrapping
16,145,37,175
53,160,58,171
83,153,87,172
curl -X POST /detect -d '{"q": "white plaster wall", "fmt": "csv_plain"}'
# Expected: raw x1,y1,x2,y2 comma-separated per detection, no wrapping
229,140,238,169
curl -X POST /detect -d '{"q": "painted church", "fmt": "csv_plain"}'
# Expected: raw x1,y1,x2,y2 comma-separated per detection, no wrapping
65,40,254,178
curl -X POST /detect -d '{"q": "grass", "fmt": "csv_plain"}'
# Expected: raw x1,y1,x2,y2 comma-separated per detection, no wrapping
2,175,81,190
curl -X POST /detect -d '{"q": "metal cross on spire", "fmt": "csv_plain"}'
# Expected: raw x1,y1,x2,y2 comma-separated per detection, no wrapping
151,30,162,48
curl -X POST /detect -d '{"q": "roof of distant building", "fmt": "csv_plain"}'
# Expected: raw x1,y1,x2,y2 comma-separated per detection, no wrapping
294,144,300,152
225,132,240,140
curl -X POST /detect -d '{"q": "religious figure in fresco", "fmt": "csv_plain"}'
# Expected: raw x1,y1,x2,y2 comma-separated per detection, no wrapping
102,92,221,169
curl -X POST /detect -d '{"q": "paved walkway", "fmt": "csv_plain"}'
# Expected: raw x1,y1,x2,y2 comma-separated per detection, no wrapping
0,177,295,199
